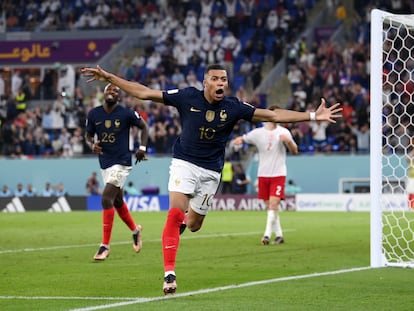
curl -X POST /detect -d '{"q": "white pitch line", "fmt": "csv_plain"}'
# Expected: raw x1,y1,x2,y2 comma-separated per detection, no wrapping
67,266,372,311
0,230,294,255
0,296,138,301
0,266,372,310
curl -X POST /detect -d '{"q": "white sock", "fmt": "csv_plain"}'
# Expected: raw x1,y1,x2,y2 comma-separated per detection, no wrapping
264,210,276,237
273,212,283,237
164,271,175,277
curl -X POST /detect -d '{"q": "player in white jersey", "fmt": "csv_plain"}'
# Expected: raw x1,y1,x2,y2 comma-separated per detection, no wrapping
233,104,298,245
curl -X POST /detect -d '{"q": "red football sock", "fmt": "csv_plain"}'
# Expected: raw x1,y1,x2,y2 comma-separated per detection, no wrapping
409,194,414,209
162,208,185,272
102,207,115,246
116,202,137,231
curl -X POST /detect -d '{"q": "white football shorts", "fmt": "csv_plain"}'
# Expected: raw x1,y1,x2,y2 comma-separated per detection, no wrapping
168,158,221,215
101,164,132,189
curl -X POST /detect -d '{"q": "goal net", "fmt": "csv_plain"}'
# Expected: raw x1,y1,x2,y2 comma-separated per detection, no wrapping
370,9,414,268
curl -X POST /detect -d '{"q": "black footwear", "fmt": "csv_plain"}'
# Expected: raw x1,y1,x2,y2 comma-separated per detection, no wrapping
261,236,270,245
180,211,188,235
163,274,177,295
93,245,110,260
272,236,285,244
179,222,187,235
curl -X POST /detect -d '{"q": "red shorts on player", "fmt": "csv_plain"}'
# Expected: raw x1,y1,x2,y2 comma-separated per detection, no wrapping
257,176,286,201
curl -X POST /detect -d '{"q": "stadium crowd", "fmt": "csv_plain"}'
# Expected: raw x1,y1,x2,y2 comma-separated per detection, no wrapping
0,0,413,159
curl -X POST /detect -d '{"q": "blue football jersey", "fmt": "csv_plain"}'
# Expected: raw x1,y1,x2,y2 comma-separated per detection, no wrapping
86,105,142,169
163,87,255,172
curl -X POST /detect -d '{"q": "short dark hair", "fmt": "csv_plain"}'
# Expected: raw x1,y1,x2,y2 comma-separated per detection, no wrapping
205,64,226,73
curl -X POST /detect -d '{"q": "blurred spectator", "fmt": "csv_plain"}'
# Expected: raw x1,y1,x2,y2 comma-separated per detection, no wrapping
57,65,76,100
286,42,299,68
55,182,68,197
11,71,22,97
42,182,55,197
0,72,5,99
238,57,253,89
0,14,5,33
51,133,64,156
186,71,203,90
124,181,139,195
287,64,303,94
171,67,186,87
41,69,57,100
86,171,101,195
15,88,27,113
149,120,168,153
285,179,302,195
14,183,26,197
221,31,240,81
0,185,12,197
310,120,329,152
335,1,347,26
58,128,72,147
69,127,85,156
251,63,263,89
25,184,37,197
41,104,54,133
165,122,181,154
341,100,355,124
50,99,65,133
351,122,370,153
232,163,251,194
220,157,234,194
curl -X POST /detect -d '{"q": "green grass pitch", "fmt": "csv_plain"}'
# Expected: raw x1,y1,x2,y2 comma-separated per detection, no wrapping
1,211,414,311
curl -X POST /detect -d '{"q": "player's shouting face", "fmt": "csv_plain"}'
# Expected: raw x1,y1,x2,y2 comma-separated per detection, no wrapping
203,69,228,104
104,84,120,107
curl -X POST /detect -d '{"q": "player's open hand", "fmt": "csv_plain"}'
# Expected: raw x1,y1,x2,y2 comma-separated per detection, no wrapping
81,65,110,83
315,98,342,123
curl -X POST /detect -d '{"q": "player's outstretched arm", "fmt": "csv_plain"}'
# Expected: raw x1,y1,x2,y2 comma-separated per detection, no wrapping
81,65,164,103
252,98,342,124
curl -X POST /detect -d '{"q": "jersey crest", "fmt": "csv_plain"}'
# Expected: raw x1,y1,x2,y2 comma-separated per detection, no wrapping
219,110,227,121
205,110,215,122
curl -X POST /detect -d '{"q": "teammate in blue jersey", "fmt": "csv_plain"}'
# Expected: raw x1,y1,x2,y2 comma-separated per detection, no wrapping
85,83,149,261
81,64,342,293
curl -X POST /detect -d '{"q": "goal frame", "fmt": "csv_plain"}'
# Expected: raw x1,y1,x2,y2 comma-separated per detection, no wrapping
370,8,385,268
370,9,414,268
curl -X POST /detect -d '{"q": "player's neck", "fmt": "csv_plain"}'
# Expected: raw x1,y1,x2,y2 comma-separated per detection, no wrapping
264,122,277,130
104,103,118,112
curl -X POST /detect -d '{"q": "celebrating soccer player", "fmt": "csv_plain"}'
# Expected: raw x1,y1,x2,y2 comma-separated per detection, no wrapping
81,64,342,294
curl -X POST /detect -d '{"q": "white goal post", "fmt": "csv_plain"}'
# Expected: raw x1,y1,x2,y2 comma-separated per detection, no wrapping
370,9,414,268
